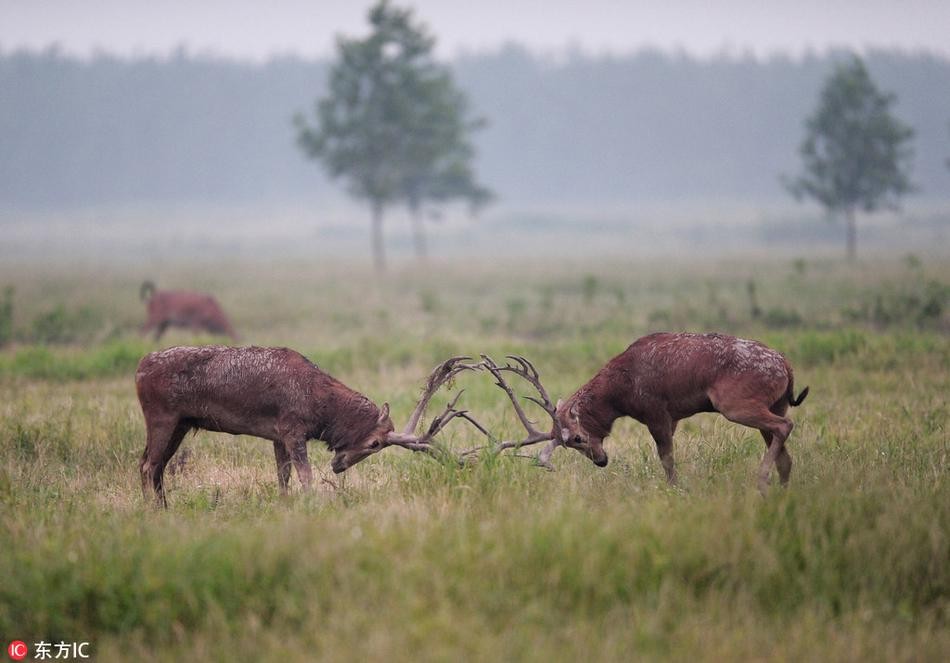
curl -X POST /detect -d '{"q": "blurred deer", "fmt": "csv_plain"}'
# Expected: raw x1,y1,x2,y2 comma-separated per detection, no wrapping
140,280,238,341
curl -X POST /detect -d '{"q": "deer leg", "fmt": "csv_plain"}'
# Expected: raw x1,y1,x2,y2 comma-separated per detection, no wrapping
287,438,313,489
712,396,792,495
140,417,189,508
273,440,292,494
768,400,793,486
757,433,789,495
154,320,170,341
647,414,677,484
759,430,792,487
140,418,174,505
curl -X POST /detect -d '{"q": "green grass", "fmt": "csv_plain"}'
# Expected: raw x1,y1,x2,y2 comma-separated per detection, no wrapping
0,257,948,661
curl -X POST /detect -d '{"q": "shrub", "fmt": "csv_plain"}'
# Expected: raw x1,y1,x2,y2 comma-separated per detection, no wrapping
762,307,803,329
842,279,949,330
0,340,150,380
794,330,866,365
29,305,104,345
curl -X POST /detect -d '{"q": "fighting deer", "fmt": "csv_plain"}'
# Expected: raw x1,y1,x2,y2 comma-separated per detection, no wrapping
477,333,809,493
139,281,238,341
135,346,478,506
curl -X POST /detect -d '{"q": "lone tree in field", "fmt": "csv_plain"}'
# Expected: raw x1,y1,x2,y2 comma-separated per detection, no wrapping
786,57,914,260
397,72,493,260
294,1,491,270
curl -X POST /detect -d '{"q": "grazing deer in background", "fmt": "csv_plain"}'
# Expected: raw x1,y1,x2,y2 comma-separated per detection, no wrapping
139,280,238,341
135,346,477,506
476,333,808,493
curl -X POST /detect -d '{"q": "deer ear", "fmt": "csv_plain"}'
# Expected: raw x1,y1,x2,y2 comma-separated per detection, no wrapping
569,403,579,420
561,427,571,443
378,402,390,422
555,399,563,411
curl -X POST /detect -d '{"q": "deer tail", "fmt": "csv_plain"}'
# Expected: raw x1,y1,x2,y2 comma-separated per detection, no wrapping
787,379,809,407
140,280,156,302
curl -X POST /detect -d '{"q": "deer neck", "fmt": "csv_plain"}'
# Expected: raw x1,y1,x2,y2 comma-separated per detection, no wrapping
570,377,622,440
309,380,378,451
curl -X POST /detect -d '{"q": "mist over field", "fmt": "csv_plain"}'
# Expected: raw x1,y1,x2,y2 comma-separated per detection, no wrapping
4,47,950,206
2,47,949,260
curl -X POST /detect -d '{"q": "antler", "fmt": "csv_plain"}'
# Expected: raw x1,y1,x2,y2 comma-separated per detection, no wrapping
385,356,485,458
385,354,563,470
461,354,558,467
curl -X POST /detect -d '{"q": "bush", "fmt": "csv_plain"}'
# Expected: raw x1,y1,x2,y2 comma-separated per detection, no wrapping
0,340,151,380
842,279,949,330
762,307,804,329
794,330,866,365
29,305,104,345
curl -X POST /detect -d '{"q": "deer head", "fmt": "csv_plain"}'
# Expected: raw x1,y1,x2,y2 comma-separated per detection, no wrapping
553,398,608,467
330,403,395,473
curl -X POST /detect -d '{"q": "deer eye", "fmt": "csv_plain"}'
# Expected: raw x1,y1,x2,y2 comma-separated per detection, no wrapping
573,436,584,445
369,440,382,449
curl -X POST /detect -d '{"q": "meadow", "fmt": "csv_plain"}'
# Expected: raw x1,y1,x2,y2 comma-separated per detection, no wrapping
0,255,947,661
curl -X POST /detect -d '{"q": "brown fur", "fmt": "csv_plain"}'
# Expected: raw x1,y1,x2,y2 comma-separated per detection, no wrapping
554,332,808,492
140,281,238,341
135,345,394,506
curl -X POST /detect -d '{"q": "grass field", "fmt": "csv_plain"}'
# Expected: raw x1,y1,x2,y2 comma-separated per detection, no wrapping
0,256,947,661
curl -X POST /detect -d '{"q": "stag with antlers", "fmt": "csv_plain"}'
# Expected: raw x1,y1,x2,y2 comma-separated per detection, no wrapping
135,346,479,506
480,333,809,493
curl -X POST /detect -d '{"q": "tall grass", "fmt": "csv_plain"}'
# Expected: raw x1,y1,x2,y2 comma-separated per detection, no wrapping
0,258,948,661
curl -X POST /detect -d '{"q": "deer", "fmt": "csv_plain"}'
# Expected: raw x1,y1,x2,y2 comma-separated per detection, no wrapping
473,333,809,493
135,345,480,506
139,280,239,341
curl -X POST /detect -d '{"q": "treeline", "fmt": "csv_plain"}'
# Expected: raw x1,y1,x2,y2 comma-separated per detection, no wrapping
1,45,948,208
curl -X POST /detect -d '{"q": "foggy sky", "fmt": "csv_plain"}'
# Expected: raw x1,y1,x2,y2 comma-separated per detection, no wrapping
3,0,950,60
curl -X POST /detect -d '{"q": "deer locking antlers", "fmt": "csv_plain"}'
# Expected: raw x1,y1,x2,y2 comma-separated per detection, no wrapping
386,354,559,469
383,355,483,456
404,334,811,493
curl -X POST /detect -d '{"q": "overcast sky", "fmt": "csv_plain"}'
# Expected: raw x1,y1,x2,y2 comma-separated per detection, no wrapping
3,0,949,60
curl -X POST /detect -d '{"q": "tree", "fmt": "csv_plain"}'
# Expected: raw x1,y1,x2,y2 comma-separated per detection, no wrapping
294,1,491,270
786,57,914,260
396,66,492,260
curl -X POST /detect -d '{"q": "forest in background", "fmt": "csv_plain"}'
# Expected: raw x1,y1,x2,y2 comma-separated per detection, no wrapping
2,45,949,209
